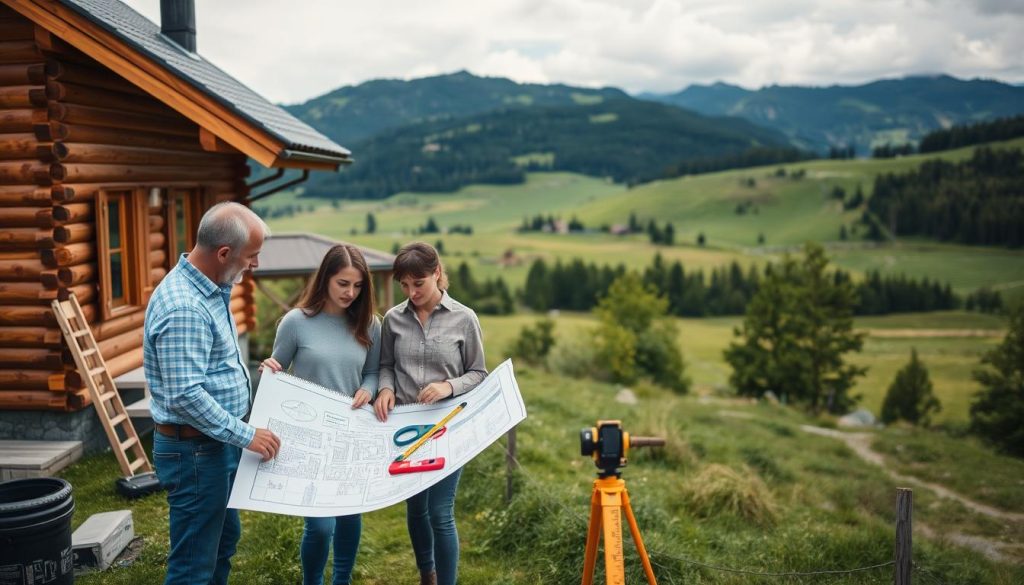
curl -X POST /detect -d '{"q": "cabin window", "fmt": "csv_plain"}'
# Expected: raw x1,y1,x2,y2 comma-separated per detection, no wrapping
166,189,200,259
97,189,150,320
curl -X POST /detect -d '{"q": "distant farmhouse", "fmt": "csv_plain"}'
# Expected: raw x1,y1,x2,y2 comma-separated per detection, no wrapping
0,0,381,450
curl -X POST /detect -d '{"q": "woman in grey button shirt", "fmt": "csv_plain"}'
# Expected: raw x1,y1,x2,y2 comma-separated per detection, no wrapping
374,242,487,585
260,244,381,585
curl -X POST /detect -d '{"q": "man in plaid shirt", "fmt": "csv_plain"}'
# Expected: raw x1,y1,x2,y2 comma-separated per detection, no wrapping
144,201,281,585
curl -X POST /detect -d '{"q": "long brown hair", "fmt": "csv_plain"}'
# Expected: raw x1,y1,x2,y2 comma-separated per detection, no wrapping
295,244,376,347
393,241,449,290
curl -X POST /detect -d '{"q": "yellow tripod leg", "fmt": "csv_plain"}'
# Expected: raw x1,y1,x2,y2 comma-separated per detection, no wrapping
622,488,658,585
581,487,603,585
600,482,627,585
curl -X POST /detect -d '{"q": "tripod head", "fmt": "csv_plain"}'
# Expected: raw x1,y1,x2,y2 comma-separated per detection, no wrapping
580,420,664,478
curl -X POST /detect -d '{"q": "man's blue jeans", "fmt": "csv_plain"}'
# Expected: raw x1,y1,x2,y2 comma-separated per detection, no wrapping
407,467,463,585
301,514,362,585
153,432,242,585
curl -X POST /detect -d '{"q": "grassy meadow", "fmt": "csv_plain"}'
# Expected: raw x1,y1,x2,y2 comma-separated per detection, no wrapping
68,319,1024,583
260,137,1024,300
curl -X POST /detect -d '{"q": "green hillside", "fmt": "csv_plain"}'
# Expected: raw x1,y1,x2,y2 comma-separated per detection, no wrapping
645,75,1024,154
302,98,789,199
285,70,631,145
265,138,1024,300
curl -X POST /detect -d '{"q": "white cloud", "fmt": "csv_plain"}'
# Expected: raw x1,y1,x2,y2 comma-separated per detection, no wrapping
121,0,1024,103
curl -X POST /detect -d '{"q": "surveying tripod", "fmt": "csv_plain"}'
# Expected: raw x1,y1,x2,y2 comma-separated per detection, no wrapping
579,420,663,585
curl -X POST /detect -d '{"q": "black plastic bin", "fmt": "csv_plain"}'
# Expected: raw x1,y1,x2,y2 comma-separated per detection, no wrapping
0,477,75,585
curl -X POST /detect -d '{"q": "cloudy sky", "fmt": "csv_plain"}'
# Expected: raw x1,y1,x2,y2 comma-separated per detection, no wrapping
123,0,1024,105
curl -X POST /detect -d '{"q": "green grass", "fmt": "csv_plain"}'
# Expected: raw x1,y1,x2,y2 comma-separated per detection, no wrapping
872,426,1024,512
66,348,1023,583
485,311,1006,424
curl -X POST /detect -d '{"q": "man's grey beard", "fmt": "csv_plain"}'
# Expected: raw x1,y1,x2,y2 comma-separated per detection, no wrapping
221,261,247,286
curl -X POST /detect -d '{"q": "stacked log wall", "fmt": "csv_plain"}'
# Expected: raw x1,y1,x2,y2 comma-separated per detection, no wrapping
0,7,254,411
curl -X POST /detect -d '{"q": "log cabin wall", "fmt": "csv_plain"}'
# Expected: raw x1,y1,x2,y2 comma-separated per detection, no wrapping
0,5,255,416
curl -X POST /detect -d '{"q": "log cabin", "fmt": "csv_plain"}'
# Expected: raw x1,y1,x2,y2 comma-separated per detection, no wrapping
0,0,356,450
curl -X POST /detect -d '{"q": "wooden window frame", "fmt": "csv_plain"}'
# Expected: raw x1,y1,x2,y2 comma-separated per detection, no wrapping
97,188,151,320
165,187,202,262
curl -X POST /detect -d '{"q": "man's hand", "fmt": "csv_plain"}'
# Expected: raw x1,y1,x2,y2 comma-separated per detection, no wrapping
418,381,453,404
352,388,372,409
374,388,395,422
246,428,281,462
259,357,282,374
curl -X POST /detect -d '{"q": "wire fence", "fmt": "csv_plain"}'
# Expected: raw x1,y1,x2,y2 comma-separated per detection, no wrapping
485,438,906,582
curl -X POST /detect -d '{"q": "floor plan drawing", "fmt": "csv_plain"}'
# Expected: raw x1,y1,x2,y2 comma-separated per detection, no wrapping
228,359,526,516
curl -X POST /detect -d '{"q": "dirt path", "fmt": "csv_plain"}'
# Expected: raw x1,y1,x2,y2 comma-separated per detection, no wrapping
801,425,1023,564
863,328,1004,338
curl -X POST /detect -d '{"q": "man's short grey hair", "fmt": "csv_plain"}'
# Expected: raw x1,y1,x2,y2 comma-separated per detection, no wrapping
195,201,270,255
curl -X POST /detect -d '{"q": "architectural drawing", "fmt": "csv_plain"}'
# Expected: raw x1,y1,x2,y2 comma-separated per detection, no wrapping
228,359,526,516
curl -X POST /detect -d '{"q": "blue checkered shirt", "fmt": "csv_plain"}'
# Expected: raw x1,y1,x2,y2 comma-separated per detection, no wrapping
143,254,255,448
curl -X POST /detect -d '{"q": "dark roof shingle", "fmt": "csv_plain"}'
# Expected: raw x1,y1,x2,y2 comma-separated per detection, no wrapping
60,0,350,164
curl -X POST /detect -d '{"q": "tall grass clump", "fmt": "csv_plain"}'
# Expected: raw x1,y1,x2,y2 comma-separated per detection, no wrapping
475,479,586,582
680,464,778,526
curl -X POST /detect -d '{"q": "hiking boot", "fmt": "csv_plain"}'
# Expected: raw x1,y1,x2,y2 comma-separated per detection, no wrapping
419,570,437,585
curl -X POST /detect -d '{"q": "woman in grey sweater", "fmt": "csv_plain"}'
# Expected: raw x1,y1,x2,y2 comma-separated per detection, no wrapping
260,244,381,585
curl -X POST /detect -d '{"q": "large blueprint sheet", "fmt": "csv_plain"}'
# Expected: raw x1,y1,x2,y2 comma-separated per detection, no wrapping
228,359,525,516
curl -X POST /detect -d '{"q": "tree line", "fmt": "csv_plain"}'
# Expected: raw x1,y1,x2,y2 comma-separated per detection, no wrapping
865,147,1024,247
518,254,990,317
918,114,1024,154
663,146,814,179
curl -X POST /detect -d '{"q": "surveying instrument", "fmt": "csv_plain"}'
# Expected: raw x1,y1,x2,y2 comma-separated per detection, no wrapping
579,420,665,585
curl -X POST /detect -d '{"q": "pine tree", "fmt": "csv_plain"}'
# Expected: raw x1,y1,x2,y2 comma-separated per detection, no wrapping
647,219,661,244
366,212,377,234
881,349,941,425
724,243,866,413
523,259,552,311
970,305,1024,456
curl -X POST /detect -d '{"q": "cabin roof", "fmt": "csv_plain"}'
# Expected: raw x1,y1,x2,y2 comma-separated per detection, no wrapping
255,233,396,277
8,0,351,169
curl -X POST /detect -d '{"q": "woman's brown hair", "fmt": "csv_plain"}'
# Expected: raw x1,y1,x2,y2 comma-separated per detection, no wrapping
295,244,376,347
392,241,449,290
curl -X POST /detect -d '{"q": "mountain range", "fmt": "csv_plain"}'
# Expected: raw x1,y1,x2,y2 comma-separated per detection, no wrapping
641,75,1024,153
281,72,1024,198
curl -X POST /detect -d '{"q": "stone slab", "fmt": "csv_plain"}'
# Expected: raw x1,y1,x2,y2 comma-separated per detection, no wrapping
0,440,83,480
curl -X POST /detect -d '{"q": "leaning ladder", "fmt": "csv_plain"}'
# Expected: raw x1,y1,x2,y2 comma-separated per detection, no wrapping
52,294,152,477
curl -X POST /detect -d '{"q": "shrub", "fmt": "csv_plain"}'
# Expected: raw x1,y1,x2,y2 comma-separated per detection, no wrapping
547,337,599,380
594,273,689,392
594,321,637,383
634,320,690,393
507,319,556,366
880,348,941,426
680,464,777,525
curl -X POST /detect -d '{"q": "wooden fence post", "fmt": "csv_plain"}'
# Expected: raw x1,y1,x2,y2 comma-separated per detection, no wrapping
505,426,518,504
895,487,912,585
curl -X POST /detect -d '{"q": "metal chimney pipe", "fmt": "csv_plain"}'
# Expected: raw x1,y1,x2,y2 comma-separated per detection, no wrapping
160,0,196,52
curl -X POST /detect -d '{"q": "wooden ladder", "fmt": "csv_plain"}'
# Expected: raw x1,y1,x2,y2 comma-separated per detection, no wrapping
52,294,152,477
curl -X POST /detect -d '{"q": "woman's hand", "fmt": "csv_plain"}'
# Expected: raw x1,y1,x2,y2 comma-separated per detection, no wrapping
259,357,282,374
418,381,453,404
374,388,395,422
351,389,372,409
